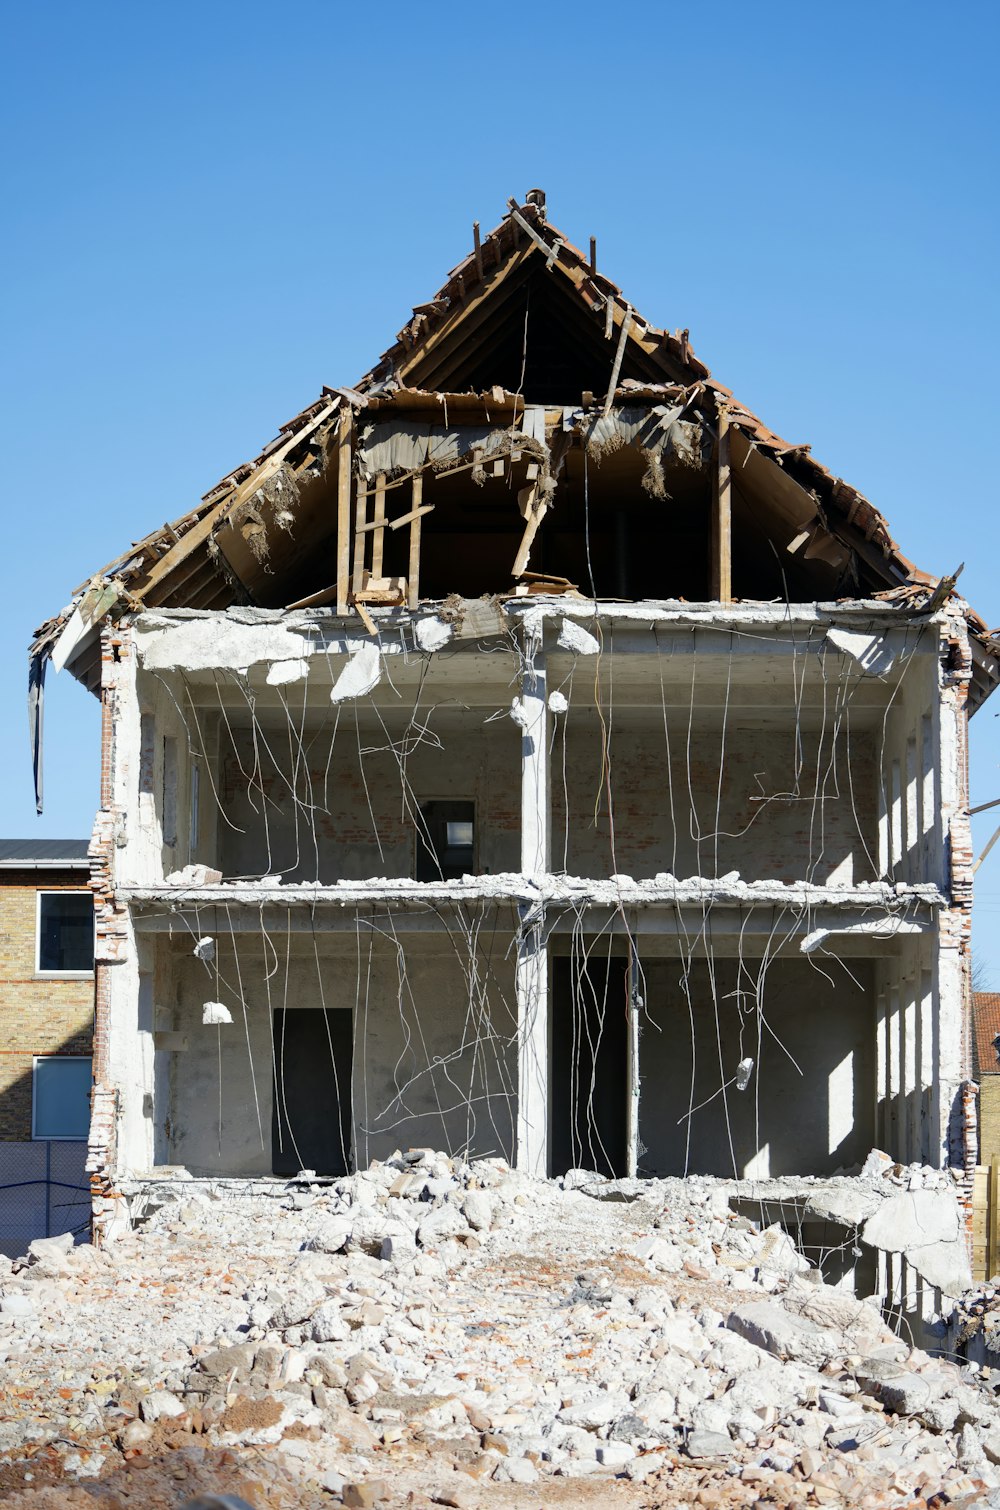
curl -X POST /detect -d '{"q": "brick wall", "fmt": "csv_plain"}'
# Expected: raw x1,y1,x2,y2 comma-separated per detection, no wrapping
980,1077,1000,1166
0,870,94,1140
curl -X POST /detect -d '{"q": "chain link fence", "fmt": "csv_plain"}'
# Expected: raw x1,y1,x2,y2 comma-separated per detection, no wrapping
0,1141,89,1258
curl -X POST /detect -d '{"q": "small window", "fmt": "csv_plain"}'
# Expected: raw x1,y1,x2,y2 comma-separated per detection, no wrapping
415,801,476,882
32,1056,92,1140
36,892,94,975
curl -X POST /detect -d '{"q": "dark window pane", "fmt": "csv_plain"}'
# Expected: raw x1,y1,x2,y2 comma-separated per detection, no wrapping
38,894,94,973
33,1057,92,1139
415,801,475,882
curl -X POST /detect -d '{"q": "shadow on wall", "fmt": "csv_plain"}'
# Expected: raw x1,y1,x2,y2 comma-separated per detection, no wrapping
637,959,877,1179
0,1034,92,1258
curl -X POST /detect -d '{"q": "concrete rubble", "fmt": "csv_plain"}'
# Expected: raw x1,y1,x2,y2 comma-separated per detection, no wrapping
0,1153,998,1508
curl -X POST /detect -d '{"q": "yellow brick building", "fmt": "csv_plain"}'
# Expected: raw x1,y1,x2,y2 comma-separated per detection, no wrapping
0,840,94,1140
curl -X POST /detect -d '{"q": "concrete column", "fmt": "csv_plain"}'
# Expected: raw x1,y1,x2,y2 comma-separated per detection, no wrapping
903,969,917,1161
519,647,550,877
920,712,936,885
919,964,934,1164
888,974,901,1157
876,985,888,1148
516,644,550,1176
905,736,919,883
627,943,641,1179
890,759,904,881
516,914,548,1177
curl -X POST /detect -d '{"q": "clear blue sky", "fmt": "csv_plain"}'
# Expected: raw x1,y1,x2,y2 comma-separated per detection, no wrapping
2,3,999,972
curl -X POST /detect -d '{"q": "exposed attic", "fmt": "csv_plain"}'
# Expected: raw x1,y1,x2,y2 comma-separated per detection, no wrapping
30,189,1000,713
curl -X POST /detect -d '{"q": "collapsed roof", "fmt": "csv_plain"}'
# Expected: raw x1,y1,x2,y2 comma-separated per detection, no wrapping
30,190,1000,712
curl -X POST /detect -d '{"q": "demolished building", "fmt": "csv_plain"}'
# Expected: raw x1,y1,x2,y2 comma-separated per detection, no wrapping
29,191,1000,1326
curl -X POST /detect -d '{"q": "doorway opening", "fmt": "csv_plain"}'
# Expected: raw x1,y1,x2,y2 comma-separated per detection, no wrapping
271,1008,353,1176
550,953,629,1178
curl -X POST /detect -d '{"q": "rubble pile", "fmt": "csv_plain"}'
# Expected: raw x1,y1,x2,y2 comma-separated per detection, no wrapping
0,1153,998,1508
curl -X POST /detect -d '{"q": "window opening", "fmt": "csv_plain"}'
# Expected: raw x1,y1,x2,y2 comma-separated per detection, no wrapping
32,1056,93,1140
36,892,94,974
415,801,476,881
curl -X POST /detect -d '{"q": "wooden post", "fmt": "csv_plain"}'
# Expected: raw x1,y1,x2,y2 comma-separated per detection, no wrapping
710,412,732,603
371,474,386,579
407,473,423,610
352,479,368,599
335,408,353,616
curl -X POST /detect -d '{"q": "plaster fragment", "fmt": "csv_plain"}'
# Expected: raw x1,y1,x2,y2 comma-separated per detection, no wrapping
266,659,309,686
330,642,381,703
202,1001,233,1025
413,616,454,653
548,690,569,714
557,619,600,656
193,937,215,961
509,698,530,729
736,1057,754,1091
826,627,895,676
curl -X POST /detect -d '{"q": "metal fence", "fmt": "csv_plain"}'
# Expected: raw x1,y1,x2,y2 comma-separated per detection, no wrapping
0,1141,89,1258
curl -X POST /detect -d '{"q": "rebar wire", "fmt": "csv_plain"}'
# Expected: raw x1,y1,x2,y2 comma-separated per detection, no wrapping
139,617,928,1228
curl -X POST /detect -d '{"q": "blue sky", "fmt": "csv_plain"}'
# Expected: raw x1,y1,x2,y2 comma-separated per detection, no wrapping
2,3,999,971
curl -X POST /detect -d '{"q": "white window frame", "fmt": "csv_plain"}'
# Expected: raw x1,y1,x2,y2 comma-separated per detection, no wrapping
31,1054,93,1141
35,889,95,979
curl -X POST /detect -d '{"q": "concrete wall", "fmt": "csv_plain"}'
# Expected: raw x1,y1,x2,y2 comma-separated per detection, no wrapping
154,929,518,1175
216,713,522,883
878,652,942,887
211,710,880,887
637,957,876,1178
874,940,940,1167
555,710,879,884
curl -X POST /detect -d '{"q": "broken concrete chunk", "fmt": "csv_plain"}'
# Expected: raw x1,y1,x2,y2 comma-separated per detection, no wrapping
202,1000,233,1026
726,1300,837,1368
801,1183,882,1227
196,1342,257,1380
751,1224,810,1278
165,864,222,886
557,618,600,655
193,936,215,961
140,1389,185,1422
265,658,310,686
853,1358,935,1416
547,689,569,713
330,641,381,702
861,1188,972,1293
414,616,454,652
862,1188,959,1250
684,1428,737,1459
826,626,895,676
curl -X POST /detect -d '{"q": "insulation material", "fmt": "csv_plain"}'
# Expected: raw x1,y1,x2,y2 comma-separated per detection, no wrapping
579,404,705,497
356,421,541,479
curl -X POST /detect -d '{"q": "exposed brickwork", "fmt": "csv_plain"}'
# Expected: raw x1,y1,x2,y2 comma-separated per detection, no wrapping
0,869,94,1140
979,1077,1000,1165
87,623,130,1239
